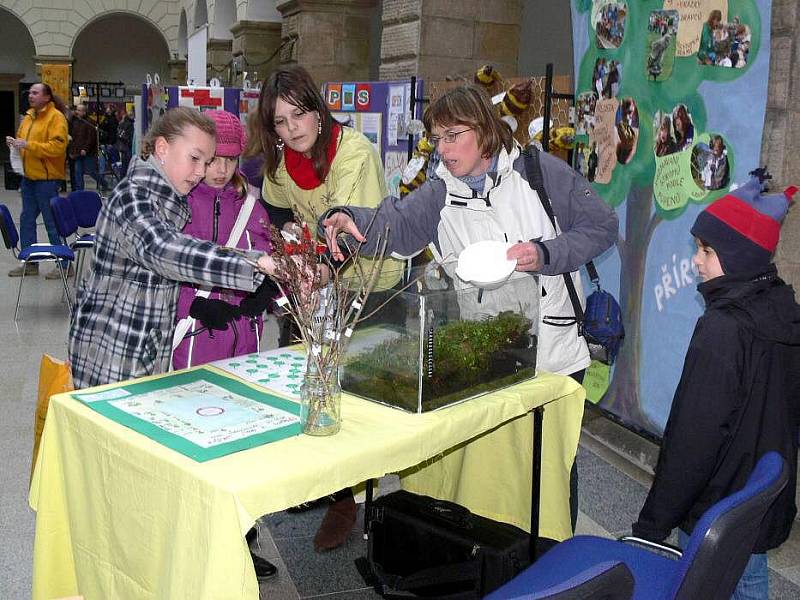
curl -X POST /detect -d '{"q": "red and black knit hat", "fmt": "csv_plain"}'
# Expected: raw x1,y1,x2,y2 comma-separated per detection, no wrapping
690,183,796,275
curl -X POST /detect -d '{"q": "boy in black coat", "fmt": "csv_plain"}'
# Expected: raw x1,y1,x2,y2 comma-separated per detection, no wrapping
633,179,800,600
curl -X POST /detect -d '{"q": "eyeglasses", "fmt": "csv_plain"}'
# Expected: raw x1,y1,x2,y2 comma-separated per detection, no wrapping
428,128,473,146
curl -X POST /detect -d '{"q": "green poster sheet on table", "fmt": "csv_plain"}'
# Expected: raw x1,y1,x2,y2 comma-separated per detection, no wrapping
71,367,302,462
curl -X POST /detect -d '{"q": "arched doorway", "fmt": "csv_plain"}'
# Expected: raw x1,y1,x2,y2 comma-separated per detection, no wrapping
194,0,208,30
214,0,236,40
0,7,36,162
179,9,188,58
72,12,170,112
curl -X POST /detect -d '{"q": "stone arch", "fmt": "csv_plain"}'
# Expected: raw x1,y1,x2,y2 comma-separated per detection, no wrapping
213,0,236,40
67,4,176,57
179,9,188,58
0,6,37,162
71,12,171,90
194,0,208,30
0,6,36,81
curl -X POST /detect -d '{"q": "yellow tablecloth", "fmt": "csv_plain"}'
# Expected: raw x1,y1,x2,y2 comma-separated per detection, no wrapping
29,366,583,600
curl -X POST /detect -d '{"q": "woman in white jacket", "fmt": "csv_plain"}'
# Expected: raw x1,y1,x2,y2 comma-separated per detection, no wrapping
322,85,618,536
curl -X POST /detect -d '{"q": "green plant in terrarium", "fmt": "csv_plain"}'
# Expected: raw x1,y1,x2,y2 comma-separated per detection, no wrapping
342,311,536,411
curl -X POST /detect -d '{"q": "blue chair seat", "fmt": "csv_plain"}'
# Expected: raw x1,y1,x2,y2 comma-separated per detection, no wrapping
71,233,95,250
487,536,676,599
19,244,75,262
486,452,788,600
0,203,76,320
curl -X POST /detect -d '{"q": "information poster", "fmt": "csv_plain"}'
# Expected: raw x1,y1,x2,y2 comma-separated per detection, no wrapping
571,0,770,435
239,89,260,128
322,79,424,181
332,112,382,153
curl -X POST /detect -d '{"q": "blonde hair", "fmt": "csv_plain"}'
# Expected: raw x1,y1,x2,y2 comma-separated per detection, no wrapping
229,170,247,199
422,86,513,159
140,107,216,159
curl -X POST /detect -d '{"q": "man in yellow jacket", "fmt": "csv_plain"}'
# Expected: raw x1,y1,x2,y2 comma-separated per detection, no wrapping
5,83,69,278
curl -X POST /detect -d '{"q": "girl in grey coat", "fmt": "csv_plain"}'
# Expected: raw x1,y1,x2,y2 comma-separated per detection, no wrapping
69,107,280,389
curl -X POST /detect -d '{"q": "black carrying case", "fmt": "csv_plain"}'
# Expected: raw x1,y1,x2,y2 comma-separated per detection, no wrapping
367,490,531,599
4,161,21,191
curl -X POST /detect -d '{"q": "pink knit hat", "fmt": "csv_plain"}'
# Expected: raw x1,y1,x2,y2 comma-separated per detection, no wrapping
207,110,247,157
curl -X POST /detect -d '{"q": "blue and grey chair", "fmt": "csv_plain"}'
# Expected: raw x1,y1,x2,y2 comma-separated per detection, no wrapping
67,190,102,230
50,195,95,283
0,203,75,320
486,451,788,600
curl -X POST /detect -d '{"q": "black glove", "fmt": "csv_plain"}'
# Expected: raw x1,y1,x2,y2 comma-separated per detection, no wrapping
239,277,280,318
189,297,241,331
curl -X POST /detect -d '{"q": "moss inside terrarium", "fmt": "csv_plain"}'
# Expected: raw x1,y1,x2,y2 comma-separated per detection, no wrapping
341,311,537,412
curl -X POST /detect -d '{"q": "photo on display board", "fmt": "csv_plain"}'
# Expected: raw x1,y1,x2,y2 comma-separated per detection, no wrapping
697,10,752,68
645,9,679,82
652,110,677,157
576,91,598,135
671,103,695,152
615,97,639,165
574,142,591,176
592,58,623,99
594,2,627,49
690,134,730,191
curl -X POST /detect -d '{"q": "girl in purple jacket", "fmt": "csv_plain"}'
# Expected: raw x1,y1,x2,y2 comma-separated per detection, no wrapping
172,110,272,370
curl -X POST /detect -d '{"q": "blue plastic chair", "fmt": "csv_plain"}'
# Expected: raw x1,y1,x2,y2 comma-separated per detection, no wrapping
67,190,102,229
0,203,75,320
50,195,94,283
486,452,788,600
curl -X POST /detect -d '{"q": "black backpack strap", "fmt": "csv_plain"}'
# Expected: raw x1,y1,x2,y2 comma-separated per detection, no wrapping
522,148,585,327
585,259,601,290
371,559,479,599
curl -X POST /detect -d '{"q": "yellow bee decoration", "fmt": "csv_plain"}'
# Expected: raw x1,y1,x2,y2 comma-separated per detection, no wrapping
399,136,435,197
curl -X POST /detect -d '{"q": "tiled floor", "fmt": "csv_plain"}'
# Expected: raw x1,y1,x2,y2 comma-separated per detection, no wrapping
1,177,799,599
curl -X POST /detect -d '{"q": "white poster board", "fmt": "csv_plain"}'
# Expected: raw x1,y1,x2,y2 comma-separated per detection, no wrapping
187,25,208,87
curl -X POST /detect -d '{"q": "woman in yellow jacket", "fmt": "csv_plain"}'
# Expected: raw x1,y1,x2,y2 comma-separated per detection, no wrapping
247,65,403,553
5,83,69,278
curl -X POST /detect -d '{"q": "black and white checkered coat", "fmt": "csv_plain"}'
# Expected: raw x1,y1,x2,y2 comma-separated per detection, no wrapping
68,156,262,389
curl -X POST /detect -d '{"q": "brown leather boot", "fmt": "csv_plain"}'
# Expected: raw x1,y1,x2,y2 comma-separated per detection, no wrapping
313,494,357,552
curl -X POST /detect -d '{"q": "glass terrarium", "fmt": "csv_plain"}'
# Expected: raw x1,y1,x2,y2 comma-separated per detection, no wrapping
340,265,539,413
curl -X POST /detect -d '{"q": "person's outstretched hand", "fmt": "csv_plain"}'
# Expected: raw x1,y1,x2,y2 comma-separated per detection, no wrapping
256,254,277,276
322,213,366,261
507,241,542,272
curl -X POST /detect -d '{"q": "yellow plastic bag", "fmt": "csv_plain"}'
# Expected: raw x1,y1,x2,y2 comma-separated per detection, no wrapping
31,354,73,484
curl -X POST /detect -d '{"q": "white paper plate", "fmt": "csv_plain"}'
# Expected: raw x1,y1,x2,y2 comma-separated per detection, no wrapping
455,240,517,290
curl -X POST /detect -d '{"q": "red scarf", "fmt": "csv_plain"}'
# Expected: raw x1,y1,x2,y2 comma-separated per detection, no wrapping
283,123,341,190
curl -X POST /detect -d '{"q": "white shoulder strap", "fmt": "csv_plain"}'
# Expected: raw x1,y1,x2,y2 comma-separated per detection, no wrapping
171,192,259,358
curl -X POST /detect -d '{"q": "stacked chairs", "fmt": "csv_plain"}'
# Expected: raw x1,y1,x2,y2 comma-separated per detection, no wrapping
68,190,102,230
0,204,75,321
49,195,95,285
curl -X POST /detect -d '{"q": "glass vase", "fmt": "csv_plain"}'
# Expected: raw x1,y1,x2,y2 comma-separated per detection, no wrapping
300,359,342,436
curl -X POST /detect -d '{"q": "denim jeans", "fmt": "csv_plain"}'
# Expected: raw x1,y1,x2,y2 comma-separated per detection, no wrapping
72,155,107,191
19,178,62,250
679,529,768,599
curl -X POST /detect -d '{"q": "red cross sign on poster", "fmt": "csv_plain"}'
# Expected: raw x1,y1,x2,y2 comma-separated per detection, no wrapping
179,87,223,110
356,84,371,111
